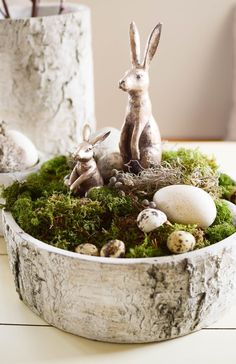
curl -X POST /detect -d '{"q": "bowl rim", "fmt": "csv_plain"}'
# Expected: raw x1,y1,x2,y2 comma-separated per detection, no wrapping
3,210,236,266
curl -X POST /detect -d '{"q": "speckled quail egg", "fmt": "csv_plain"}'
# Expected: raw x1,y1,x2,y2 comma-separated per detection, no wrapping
100,240,125,258
167,231,196,254
137,208,167,233
75,243,99,256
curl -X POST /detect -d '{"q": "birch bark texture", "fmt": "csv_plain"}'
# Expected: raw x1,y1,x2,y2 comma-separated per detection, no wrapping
0,4,95,155
3,210,236,343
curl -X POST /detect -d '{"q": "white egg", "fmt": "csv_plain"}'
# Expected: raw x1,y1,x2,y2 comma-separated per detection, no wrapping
91,127,121,160
223,199,236,226
7,130,38,168
137,208,167,233
167,231,196,254
153,185,217,228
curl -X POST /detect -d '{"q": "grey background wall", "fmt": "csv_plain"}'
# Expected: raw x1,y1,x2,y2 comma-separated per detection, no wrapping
8,0,236,139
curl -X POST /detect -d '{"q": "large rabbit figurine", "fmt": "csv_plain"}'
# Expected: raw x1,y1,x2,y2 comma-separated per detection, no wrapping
119,22,162,171
67,125,110,196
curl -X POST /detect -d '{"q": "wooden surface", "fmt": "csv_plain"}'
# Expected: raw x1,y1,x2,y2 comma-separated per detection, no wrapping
1,141,236,363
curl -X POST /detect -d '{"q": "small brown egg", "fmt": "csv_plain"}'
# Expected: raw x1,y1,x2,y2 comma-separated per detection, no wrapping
75,243,99,256
167,231,196,254
100,240,125,258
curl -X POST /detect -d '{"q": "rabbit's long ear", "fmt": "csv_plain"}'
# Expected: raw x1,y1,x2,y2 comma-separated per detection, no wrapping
83,124,91,142
90,131,111,147
143,23,162,69
130,21,141,66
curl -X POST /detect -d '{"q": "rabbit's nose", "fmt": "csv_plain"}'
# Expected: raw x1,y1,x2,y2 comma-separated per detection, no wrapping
119,80,125,89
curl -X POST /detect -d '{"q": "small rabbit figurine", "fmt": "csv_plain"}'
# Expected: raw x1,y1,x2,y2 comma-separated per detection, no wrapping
66,125,110,196
119,22,162,171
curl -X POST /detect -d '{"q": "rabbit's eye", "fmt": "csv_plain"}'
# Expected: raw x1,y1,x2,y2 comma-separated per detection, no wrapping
86,147,92,152
136,74,142,80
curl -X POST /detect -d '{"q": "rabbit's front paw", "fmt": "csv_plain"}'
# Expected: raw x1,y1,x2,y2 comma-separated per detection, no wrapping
64,174,70,187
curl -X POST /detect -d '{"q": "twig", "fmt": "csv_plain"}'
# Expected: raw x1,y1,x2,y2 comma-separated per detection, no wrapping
31,0,39,18
0,8,6,18
1,0,65,20
1,0,10,18
58,0,64,15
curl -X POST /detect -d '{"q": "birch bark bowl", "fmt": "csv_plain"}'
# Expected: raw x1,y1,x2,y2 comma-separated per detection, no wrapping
0,3,95,155
2,210,236,343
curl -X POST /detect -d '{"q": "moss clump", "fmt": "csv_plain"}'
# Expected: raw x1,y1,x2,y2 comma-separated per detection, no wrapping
219,173,236,204
3,156,70,209
205,223,236,244
162,148,219,196
219,173,236,196
127,234,164,258
162,147,218,173
213,199,233,225
201,199,236,245
86,186,135,216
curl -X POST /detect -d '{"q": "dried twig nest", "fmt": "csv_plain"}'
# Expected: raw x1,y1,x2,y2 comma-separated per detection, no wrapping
109,160,220,198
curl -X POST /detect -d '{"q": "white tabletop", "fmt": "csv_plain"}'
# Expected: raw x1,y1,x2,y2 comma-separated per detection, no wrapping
1,141,236,364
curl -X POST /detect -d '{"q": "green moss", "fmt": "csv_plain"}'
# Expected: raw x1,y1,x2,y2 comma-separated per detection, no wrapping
213,199,233,225
162,148,220,196
127,235,164,258
2,152,236,258
229,188,236,205
204,198,236,246
3,156,70,209
219,173,236,187
9,193,107,250
205,223,236,244
218,173,236,200
40,155,70,177
3,174,142,252
126,222,208,258
112,215,144,250
151,223,208,250
162,148,218,172
87,186,135,216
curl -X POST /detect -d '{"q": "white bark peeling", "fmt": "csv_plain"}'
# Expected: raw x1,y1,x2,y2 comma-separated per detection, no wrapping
0,5,95,155
3,210,236,343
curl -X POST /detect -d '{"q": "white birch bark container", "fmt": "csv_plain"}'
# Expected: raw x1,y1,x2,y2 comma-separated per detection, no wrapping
3,210,236,343
0,3,95,155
